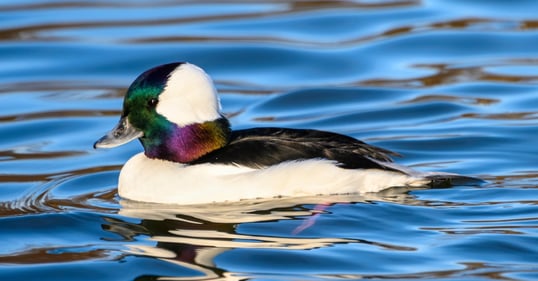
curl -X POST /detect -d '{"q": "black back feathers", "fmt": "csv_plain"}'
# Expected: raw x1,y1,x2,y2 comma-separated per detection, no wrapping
191,127,401,171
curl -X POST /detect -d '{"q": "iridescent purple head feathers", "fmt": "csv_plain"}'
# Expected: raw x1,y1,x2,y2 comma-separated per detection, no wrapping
94,63,230,163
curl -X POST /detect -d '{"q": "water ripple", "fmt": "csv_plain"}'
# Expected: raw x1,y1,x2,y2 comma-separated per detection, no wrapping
1,0,538,280
0,167,119,217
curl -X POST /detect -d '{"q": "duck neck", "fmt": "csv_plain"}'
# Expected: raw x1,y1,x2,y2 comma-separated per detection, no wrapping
141,117,231,163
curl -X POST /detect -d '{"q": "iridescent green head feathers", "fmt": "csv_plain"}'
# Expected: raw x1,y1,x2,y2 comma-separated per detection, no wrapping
94,62,230,163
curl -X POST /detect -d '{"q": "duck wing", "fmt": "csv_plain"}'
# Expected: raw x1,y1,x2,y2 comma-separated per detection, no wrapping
191,127,401,170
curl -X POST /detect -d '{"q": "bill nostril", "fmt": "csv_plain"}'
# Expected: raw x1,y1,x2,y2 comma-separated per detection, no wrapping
114,123,125,138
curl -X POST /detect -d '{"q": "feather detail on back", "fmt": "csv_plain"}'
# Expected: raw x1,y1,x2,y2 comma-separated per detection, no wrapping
191,127,400,170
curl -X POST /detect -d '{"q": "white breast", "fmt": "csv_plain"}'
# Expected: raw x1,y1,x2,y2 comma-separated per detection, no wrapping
118,153,429,205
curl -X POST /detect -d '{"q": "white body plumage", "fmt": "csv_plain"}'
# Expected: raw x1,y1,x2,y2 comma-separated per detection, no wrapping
119,153,429,204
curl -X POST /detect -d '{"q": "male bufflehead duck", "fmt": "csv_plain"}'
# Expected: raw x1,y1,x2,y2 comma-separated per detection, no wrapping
95,62,475,204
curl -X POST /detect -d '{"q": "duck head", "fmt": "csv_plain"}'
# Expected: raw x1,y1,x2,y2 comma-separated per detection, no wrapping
94,62,231,163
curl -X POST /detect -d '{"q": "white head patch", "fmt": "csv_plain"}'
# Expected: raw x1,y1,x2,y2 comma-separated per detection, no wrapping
156,63,222,126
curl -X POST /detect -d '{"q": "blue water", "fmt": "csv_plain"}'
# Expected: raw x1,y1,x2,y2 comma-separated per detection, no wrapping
1,0,538,280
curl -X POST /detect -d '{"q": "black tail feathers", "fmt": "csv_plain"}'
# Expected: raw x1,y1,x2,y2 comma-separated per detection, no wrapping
426,174,485,188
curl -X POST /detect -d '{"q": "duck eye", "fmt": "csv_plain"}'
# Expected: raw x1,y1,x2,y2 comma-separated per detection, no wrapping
147,98,158,108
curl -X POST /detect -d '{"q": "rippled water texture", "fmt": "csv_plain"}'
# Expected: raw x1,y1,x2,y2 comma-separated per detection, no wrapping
1,1,538,280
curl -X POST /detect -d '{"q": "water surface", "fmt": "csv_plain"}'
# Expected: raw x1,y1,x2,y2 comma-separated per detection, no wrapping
1,0,537,280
